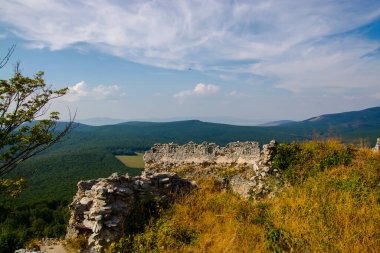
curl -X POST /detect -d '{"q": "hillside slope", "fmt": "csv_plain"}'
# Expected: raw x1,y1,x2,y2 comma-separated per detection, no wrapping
6,106,380,204
106,140,380,253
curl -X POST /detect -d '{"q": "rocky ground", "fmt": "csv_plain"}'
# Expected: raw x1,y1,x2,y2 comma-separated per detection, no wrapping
15,238,75,253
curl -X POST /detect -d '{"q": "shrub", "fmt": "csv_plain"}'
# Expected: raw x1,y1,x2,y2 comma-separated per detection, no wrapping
272,140,356,184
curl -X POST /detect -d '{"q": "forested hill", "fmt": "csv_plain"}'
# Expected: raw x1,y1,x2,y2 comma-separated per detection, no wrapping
52,105,380,154
273,106,380,142
49,120,302,155
303,106,380,126
6,106,380,204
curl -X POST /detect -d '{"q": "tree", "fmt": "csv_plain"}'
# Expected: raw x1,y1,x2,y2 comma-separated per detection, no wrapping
0,51,74,179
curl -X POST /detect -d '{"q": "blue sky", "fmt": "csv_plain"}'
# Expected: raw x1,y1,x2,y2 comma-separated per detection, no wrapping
0,0,379,125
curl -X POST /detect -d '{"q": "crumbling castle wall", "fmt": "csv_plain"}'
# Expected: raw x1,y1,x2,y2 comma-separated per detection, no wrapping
144,141,260,169
144,140,280,199
66,172,195,252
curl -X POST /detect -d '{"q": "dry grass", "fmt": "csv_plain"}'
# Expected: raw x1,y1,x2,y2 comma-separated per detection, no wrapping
64,235,88,252
107,141,380,253
269,150,380,252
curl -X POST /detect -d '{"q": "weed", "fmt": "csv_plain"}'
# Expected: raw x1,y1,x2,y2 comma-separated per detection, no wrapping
265,226,292,253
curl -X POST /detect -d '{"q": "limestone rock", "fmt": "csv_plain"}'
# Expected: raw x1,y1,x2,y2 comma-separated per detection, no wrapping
66,172,195,252
374,138,380,152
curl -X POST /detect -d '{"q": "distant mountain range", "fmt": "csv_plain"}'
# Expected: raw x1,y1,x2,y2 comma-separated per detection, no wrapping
9,106,380,204
75,106,380,129
302,106,380,127
277,106,380,141
75,117,127,126
75,116,270,126
60,106,380,152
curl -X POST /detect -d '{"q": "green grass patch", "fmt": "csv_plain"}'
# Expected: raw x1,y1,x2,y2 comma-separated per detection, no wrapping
116,153,145,169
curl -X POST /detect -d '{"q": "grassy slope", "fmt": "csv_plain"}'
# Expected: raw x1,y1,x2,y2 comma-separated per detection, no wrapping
107,141,380,253
115,154,145,169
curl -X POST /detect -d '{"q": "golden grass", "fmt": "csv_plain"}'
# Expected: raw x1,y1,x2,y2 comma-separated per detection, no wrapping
115,153,145,169
107,142,380,253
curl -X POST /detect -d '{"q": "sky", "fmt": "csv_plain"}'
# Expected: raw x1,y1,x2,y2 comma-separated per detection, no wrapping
0,0,379,125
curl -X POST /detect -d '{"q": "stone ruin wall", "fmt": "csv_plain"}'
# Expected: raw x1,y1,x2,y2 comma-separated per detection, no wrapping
144,141,261,170
144,140,280,199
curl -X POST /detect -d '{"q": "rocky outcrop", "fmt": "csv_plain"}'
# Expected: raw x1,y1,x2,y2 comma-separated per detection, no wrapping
66,172,196,252
144,140,280,199
374,138,380,152
66,140,280,251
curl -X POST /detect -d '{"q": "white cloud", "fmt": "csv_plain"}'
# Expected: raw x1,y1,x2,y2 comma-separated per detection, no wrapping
174,83,220,103
194,83,219,94
1,0,380,92
63,81,126,102
250,37,380,92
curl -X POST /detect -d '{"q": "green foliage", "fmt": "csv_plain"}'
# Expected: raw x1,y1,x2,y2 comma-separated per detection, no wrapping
0,177,26,197
7,150,143,205
0,200,69,253
270,143,300,172
265,226,292,253
272,140,356,184
0,69,72,178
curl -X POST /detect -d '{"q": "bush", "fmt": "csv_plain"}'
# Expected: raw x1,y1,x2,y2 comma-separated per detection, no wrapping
272,140,356,184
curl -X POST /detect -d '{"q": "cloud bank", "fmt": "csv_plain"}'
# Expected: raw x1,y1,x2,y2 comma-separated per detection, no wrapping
1,0,380,92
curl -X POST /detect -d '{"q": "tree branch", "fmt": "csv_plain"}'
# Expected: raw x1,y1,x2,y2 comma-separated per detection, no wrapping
0,44,16,69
